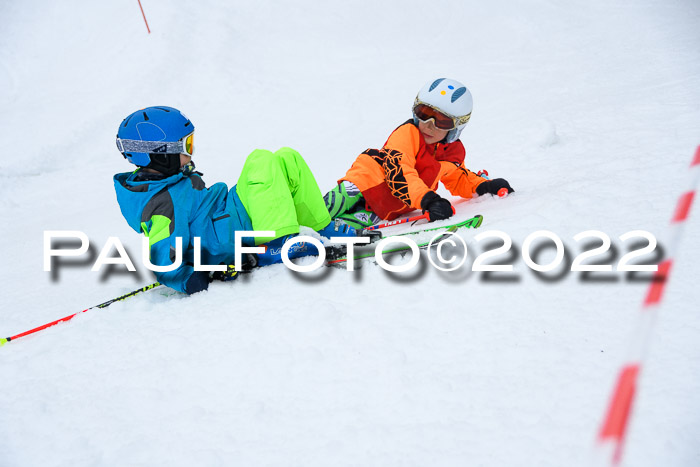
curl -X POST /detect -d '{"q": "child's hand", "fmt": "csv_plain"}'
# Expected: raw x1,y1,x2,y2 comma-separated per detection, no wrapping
211,264,238,282
476,178,514,197
421,191,454,222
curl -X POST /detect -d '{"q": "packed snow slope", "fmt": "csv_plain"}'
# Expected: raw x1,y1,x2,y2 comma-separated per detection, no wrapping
2,1,700,466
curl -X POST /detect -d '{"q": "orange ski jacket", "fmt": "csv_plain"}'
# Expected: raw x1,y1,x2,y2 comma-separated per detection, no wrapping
340,121,486,220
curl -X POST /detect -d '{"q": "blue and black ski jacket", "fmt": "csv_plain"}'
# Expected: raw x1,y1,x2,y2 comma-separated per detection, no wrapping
113,168,252,294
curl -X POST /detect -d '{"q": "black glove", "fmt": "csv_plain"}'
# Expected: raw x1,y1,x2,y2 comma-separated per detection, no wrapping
476,178,514,196
420,191,454,222
211,264,238,282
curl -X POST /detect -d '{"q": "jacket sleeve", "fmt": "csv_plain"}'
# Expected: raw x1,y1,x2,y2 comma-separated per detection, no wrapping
381,124,433,209
439,162,488,198
140,189,205,294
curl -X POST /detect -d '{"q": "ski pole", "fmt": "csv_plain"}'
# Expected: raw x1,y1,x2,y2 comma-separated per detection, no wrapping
364,213,430,231
364,207,457,232
0,281,162,347
477,170,509,198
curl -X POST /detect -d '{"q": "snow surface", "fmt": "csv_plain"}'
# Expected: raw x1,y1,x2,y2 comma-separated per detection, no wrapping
2,1,700,466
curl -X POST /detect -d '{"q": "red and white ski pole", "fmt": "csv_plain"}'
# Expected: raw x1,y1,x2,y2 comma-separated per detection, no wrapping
364,207,458,231
363,212,430,231
596,145,700,464
0,282,162,347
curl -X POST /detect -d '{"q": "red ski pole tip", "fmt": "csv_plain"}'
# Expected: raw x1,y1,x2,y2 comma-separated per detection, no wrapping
497,187,509,198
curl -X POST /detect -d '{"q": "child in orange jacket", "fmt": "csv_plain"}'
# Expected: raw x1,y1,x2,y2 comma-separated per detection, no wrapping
324,78,514,228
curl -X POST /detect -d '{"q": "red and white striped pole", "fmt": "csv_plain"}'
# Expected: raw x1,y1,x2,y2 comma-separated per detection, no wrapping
596,145,700,464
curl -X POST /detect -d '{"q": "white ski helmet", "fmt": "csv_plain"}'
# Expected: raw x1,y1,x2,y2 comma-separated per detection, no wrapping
412,78,473,143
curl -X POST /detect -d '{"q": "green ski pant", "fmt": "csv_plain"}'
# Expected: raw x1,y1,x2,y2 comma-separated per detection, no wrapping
235,147,331,245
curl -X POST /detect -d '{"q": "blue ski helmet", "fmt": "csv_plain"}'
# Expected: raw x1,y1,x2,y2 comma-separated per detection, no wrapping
116,106,194,175
412,78,473,144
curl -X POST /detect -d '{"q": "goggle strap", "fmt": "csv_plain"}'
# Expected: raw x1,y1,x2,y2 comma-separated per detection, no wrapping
455,113,471,126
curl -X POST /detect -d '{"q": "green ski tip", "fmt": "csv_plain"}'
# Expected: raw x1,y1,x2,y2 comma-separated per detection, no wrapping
0,338,8,347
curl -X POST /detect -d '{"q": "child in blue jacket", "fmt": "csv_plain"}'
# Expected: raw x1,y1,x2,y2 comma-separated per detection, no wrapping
114,106,357,294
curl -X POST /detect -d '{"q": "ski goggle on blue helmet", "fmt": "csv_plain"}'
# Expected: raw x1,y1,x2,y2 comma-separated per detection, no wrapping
116,106,195,167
